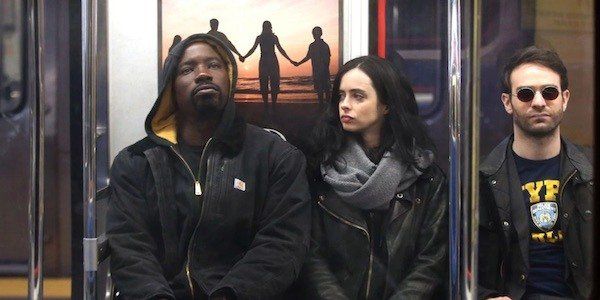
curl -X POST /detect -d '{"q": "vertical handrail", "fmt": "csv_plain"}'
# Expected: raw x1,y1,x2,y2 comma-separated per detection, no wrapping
27,0,45,298
448,0,481,298
82,0,99,299
467,0,481,298
447,0,462,298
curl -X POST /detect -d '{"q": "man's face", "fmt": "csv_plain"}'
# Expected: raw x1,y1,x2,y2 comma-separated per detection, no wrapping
501,63,570,138
174,42,230,120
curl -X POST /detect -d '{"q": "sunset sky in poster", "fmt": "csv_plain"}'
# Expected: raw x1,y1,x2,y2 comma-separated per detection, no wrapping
162,0,340,78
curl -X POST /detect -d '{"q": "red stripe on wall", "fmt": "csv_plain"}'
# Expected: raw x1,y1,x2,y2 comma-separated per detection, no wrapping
377,0,386,58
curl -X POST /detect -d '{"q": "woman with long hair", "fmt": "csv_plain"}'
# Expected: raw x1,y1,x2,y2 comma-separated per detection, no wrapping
242,20,294,107
302,55,448,299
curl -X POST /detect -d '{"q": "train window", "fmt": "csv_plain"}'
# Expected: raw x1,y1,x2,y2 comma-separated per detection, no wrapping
480,0,500,47
0,1,24,117
0,0,29,280
383,0,448,174
384,0,445,119
479,0,594,155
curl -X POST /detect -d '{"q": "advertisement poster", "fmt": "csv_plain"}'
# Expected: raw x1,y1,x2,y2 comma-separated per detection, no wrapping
160,0,341,150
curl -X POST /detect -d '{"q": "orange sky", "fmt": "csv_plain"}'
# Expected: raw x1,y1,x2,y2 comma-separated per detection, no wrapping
162,0,339,78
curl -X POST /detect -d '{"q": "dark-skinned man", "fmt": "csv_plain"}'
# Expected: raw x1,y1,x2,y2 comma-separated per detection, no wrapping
107,33,310,299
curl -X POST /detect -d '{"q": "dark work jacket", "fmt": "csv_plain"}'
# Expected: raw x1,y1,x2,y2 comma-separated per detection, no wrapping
300,164,448,299
107,34,311,299
478,136,594,300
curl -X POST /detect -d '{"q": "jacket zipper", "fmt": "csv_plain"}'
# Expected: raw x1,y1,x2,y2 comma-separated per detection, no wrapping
170,138,214,298
317,201,374,298
170,145,202,195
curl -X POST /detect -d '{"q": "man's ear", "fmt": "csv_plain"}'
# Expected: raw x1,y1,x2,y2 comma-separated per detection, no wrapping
501,93,513,114
561,89,570,112
168,35,182,53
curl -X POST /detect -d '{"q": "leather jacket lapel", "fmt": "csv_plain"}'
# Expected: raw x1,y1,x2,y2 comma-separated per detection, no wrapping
387,185,414,227
319,190,368,230
559,153,577,236
486,166,511,227
506,151,530,269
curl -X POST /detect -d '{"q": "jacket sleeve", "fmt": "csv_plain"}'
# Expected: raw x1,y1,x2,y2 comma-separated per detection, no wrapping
390,178,449,299
212,148,311,299
299,203,350,300
106,150,175,300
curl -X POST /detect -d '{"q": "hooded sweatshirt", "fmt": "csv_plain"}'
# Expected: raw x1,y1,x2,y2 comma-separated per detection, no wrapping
147,33,240,150
107,34,311,299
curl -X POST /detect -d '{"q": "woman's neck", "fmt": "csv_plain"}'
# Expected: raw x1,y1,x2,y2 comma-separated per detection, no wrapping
360,130,381,149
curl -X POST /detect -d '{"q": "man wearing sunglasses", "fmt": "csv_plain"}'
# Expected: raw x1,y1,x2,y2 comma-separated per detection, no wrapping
478,46,593,300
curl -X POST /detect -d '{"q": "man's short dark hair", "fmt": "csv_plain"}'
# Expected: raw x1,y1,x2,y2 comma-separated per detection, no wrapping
501,46,569,93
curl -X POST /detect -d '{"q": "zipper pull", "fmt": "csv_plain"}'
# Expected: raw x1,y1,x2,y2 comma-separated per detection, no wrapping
194,181,202,196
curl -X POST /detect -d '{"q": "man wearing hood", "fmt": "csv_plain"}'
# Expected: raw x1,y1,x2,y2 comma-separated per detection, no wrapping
107,34,311,299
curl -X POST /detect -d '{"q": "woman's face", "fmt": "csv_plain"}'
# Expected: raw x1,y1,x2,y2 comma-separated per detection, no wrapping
338,68,388,138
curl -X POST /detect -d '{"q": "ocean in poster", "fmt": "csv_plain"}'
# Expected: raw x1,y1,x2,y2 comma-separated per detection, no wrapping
234,76,334,102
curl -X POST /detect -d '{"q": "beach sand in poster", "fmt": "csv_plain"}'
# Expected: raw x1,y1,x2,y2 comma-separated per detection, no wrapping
234,75,335,102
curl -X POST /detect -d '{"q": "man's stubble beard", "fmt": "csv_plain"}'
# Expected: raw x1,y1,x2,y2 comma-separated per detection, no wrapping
513,108,563,138
192,93,227,119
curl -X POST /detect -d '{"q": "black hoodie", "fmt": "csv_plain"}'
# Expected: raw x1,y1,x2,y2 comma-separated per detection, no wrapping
107,34,311,299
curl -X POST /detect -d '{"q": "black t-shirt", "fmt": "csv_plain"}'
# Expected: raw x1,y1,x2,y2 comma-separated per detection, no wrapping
169,141,206,254
177,141,204,176
513,151,572,297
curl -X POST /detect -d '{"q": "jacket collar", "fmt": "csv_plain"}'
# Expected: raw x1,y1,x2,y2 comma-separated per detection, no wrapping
561,137,593,182
317,190,368,231
315,168,431,232
480,134,593,181
480,136,511,177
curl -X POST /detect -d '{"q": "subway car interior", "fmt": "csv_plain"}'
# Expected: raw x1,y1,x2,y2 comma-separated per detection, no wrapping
0,0,597,299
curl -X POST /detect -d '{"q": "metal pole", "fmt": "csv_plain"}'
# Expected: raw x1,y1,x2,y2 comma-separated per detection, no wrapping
82,0,99,298
447,0,462,298
27,0,45,298
467,0,481,299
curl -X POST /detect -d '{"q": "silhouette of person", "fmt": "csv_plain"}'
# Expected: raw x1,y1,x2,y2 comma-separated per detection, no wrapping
293,26,331,106
207,18,244,62
242,21,294,106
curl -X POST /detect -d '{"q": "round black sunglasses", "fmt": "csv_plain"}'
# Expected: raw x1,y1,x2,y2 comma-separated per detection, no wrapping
513,86,560,102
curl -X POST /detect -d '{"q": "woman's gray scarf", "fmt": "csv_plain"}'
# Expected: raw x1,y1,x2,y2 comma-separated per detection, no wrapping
321,139,433,210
